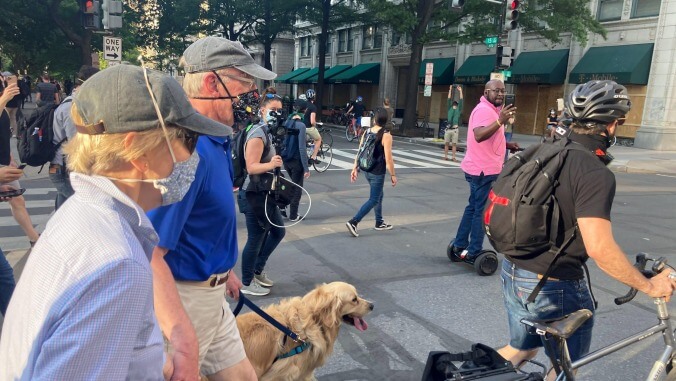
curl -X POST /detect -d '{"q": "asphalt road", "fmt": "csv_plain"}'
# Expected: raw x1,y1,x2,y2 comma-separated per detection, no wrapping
3,128,676,380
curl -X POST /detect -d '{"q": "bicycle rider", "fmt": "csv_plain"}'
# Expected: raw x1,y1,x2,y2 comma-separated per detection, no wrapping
303,89,323,164
497,80,676,376
346,95,366,132
546,108,558,138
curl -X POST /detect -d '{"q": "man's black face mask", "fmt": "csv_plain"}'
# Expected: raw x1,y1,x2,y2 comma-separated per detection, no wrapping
191,71,261,125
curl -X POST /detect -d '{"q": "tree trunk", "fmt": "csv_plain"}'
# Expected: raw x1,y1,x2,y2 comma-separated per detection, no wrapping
401,0,435,134
315,0,331,118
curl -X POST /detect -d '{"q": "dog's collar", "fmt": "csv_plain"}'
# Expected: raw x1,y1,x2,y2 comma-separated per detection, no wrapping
274,341,311,363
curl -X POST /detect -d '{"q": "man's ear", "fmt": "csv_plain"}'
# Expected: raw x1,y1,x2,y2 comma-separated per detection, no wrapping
202,72,220,96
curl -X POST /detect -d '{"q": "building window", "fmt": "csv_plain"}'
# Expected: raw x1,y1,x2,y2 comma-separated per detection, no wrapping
362,26,381,50
632,0,661,17
338,29,352,52
597,0,623,21
326,35,333,55
300,37,311,57
391,31,412,46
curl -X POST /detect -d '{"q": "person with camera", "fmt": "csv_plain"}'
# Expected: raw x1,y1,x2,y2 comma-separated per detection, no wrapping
448,79,519,261
281,109,310,222
444,85,463,162
238,87,286,296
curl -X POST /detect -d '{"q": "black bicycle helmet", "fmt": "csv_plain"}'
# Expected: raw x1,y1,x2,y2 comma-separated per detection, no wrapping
566,80,631,124
305,88,316,100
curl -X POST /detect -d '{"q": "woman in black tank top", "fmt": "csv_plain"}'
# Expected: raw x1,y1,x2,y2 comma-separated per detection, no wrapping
346,108,398,236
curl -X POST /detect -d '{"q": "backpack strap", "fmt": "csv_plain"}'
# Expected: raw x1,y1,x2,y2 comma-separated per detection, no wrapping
526,223,577,304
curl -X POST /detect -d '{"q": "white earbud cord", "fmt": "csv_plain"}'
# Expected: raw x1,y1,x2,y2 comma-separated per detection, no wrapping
139,56,177,163
263,175,311,228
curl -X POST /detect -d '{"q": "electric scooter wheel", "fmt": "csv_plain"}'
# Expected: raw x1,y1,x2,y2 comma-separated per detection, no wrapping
447,240,461,262
474,251,498,276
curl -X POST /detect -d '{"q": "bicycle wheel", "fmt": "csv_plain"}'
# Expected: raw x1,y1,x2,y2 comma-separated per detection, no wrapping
320,129,333,147
346,123,356,141
313,143,332,173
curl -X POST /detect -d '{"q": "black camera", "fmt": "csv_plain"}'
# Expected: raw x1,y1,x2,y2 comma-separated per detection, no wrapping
266,110,298,148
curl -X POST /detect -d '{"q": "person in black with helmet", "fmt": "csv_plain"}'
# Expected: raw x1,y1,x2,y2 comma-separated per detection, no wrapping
303,89,322,164
497,80,676,371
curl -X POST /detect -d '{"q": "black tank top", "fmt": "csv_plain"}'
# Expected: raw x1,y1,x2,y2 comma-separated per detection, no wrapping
369,128,387,175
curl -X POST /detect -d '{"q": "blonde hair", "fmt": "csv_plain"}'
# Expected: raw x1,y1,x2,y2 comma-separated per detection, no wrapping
383,98,390,107
65,102,182,175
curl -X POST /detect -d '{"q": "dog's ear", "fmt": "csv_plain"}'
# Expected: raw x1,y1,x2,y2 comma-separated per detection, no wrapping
307,286,342,328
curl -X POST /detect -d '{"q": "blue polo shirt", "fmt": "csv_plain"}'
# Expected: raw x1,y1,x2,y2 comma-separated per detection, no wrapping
147,135,238,281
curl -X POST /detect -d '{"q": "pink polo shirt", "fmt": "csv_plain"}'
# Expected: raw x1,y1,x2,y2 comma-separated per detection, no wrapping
461,96,506,176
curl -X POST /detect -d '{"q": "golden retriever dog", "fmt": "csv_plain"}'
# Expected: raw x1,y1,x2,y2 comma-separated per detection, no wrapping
236,281,374,381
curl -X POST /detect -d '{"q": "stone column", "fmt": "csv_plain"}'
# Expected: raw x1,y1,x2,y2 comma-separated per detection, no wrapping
634,0,676,150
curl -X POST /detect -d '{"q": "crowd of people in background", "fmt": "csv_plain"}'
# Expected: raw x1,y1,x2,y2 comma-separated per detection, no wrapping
1,33,673,381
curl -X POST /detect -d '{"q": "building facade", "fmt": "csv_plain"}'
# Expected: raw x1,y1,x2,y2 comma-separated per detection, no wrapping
277,0,675,149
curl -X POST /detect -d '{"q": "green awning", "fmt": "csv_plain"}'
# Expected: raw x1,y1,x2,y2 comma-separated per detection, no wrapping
570,43,653,85
454,55,495,84
274,68,311,83
306,65,352,83
328,63,381,84
288,67,328,84
510,49,569,84
417,58,455,85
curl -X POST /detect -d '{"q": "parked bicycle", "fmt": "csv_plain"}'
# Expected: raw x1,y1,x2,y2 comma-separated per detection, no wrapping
521,253,676,381
345,113,363,142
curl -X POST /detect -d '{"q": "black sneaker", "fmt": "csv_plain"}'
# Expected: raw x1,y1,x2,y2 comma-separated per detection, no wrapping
346,220,359,237
289,215,303,222
374,222,393,231
280,209,288,218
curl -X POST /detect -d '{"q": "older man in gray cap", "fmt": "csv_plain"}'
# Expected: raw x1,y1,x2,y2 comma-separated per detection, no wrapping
148,36,275,381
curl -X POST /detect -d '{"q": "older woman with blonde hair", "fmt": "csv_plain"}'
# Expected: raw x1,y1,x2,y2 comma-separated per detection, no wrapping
0,64,229,380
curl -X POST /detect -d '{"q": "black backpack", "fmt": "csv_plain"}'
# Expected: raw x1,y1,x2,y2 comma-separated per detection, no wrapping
357,128,382,172
484,137,594,304
231,124,269,189
17,100,71,168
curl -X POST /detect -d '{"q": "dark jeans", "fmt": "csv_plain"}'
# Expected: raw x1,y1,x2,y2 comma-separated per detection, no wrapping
454,172,498,256
238,191,285,286
0,247,16,316
49,168,74,210
283,159,305,219
505,132,513,161
352,172,385,224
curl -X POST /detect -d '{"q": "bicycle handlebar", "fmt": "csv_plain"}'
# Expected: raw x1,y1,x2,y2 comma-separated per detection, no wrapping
614,253,668,305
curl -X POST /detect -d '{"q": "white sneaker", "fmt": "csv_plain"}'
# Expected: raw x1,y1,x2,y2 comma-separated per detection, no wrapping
254,272,274,287
240,280,270,296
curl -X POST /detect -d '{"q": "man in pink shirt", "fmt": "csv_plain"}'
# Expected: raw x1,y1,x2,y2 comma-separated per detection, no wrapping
450,80,519,260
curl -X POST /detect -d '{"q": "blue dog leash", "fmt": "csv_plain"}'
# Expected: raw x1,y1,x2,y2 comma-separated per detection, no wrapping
232,293,310,362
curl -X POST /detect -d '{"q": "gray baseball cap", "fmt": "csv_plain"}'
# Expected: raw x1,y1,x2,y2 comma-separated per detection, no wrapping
74,64,231,136
181,36,276,80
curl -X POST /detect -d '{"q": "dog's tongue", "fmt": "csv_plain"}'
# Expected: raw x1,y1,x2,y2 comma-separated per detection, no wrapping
353,316,368,331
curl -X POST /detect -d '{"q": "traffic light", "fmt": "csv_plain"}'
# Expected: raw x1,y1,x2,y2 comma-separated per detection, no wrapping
81,0,101,30
102,0,123,30
508,0,521,30
450,0,465,10
496,45,515,69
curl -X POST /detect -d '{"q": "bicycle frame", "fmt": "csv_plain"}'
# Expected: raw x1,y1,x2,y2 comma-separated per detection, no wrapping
554,298,675,381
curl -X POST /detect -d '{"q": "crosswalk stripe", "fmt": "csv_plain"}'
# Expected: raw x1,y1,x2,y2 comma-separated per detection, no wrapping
322,155,356,170
0,214,51,227
0,199,54,210
393,149,461,166
331,149,410,169
412,149,465,159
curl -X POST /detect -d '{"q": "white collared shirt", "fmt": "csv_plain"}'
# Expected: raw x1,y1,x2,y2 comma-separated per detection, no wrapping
0,173,164,381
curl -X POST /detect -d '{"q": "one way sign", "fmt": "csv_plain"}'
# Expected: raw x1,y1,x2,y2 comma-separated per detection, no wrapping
104,37,122,62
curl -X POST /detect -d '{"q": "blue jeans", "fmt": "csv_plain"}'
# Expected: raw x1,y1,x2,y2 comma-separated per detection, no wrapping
352,172,385,225
501,259,594,362
454,172,497,256
0,247,16,316
49,169,74,210
239,191,285,286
